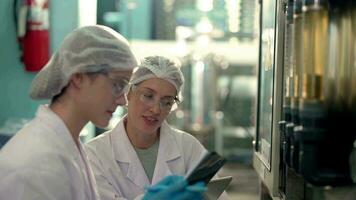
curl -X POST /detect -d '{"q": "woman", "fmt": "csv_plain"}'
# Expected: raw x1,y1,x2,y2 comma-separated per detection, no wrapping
86,56,228,200
0,26,203,200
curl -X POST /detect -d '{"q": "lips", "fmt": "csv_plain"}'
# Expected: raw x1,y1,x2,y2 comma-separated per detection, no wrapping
142,115,159,126
107,110,115,116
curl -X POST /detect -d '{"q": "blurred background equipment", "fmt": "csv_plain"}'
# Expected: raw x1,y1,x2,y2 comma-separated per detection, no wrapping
253,0,356,199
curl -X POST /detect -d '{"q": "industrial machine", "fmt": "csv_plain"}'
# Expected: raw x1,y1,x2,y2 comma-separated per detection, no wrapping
253,0,356,199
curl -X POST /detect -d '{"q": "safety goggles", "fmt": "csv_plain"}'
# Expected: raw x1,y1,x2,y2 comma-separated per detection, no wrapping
103,72,130,97
131,85,180,112
87,70,130,97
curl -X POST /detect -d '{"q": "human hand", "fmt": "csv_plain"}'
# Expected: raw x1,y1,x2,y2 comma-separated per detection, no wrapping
142,175,206,200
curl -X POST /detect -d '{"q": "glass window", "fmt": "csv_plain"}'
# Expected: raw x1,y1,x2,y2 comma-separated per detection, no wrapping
256,0,277,169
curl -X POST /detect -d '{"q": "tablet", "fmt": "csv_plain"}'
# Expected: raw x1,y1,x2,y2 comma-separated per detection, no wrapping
204,176,233,200
185,151,227,185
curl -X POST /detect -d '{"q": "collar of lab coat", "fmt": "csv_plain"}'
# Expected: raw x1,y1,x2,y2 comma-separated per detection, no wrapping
36,105,82,161
111,116,181,187
36,105,100,199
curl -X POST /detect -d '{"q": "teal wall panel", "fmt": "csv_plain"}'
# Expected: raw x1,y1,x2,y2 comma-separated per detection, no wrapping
50,1,78,52
0,0,78,126
119,0,152,39
0,0,41,126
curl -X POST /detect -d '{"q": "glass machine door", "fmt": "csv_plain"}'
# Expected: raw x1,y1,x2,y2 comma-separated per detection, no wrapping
255,0,277,170
253,0,285,197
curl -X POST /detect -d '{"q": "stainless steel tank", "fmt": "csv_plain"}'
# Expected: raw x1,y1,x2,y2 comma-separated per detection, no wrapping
179,53,220,134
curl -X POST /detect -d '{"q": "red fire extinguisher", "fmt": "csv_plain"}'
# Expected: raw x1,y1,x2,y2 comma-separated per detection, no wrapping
17,0,49,72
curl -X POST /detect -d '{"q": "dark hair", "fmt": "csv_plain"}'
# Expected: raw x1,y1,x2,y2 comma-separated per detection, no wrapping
51,86,67,103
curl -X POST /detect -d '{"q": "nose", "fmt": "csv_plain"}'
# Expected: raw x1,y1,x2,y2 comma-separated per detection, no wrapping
149,101,161,114
114,94,127,106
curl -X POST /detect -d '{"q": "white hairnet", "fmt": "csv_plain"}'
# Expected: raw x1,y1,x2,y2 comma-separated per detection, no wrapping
129,56,184,99
29,25,137,100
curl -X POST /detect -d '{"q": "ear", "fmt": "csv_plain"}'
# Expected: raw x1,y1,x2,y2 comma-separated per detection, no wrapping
69,73,86,89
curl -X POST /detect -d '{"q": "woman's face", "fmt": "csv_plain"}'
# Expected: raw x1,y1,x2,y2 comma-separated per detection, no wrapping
127,78,177,135
77,69,132,128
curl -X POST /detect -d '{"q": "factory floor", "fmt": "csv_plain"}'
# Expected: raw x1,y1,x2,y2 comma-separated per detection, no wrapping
219,162,260,200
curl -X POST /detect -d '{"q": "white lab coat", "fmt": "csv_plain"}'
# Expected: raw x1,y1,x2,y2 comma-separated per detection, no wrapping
85,116,229,200
0,105,100,200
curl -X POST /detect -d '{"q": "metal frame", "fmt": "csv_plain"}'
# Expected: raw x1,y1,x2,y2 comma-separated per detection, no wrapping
253,0,285,198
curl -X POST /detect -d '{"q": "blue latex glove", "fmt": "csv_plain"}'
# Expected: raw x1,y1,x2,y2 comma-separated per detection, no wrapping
143,175,206,200
183,181,206,200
